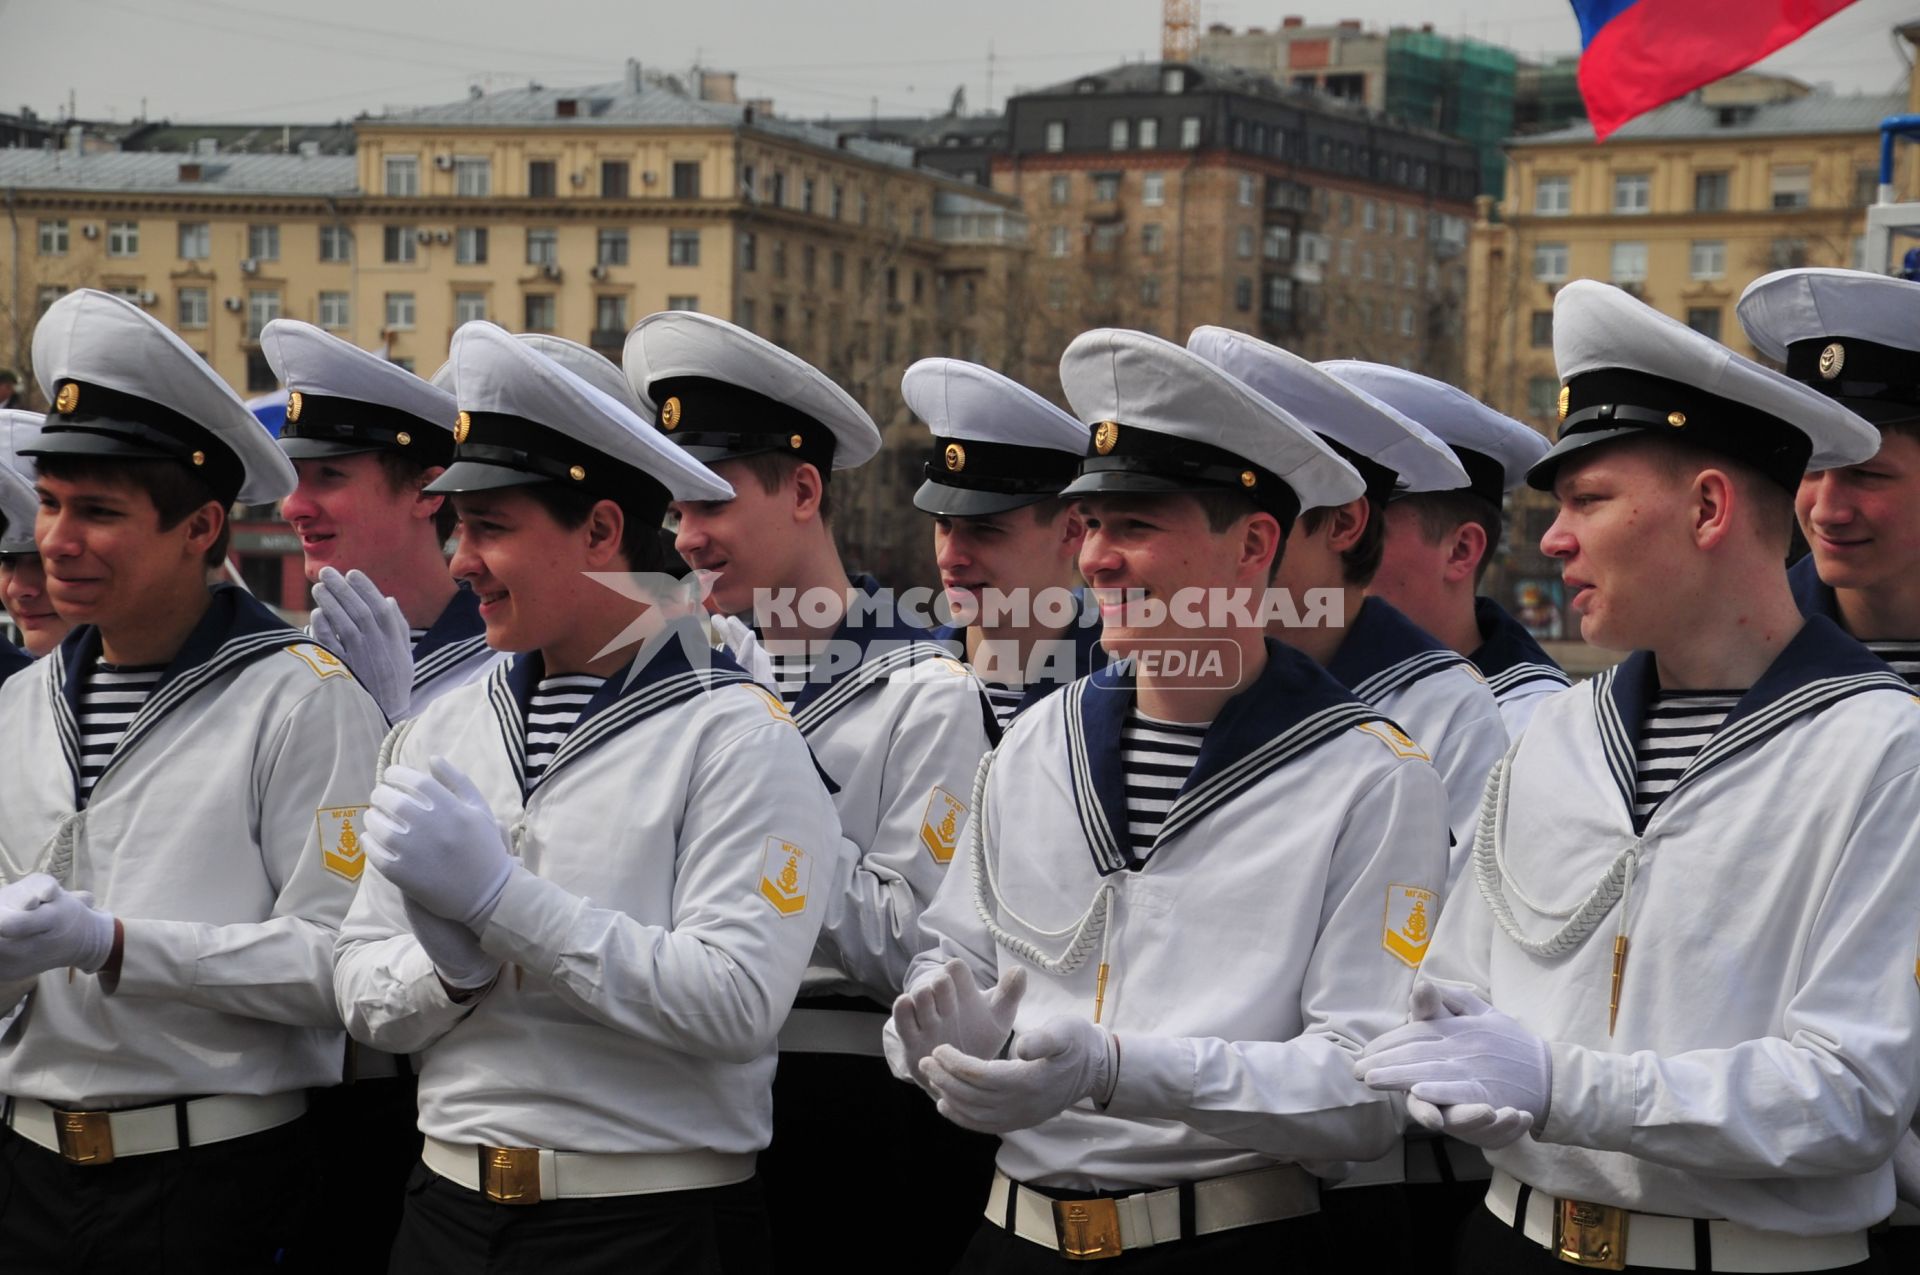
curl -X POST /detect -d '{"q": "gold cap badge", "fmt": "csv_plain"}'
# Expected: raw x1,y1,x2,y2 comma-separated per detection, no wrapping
1239,470,1256,488
1819,342,1845,380
1094,421,1119,455
453,411,471,444
55,383,79,414
1556,385,1570,421
789,433,804,450
190,450,206,467
944,442,966,472
660,396,681,430
568,464,586,482
285,390,303,423
395,431,412,447
1667,411,1686,428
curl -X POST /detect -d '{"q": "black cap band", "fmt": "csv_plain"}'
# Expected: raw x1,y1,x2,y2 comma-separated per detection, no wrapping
1067,422,1302,534
1552,368,1811,492
923,436,1080,496
1784,337,1920,427
281,393,453,466
1449,447,1508,507
1320,437,1398,508
649,376,836,473
445,411,669,520
29,379,243,504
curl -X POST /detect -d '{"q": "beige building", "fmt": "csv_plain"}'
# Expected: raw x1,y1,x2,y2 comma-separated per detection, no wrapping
0,62,1028,589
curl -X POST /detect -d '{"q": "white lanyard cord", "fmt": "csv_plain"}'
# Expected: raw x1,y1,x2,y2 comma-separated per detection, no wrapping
1472,756,1639,959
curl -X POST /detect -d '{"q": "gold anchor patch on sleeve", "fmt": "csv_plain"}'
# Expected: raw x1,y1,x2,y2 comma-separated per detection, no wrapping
1382,884,1436,967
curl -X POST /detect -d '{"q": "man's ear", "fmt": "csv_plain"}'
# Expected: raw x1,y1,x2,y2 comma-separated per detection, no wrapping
414,466,448,524
180,500,226,561
582,498,627,568
1692,468,1737,552
790,462,826,524
1444,521,1488,584
1324,496,1370,554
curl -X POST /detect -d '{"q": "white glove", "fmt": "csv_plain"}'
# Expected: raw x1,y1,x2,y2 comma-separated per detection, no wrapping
920,1015,1116,1134
404,897,498,993
711,613,775,691
0,875,61,914
364,756,514,928
891,960,1025,1091
0,877,115,980
1892,1129,1920,1208
1355,982,1550,1150
311,567,414,720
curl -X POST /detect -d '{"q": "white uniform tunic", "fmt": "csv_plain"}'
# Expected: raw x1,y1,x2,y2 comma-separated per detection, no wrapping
1329,597,1508,886
1423,616,1920,1234
1468,596,1573,739
334,635,842,1155
0,586,386,1106
898,641,1450,1190
402,585,502,719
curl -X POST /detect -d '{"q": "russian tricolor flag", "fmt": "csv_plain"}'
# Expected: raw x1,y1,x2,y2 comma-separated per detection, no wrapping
1573,0,1861,141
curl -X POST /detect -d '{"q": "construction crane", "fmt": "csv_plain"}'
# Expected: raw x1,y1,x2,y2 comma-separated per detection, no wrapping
1162,0,1198,64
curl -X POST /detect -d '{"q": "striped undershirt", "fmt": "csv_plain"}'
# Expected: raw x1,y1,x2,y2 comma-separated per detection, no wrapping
78,660,167,802
524,674,604,784
982,682,1025,729
1122,709,1208,857
1866,640,1920,691
766,649,818,711
1633,690,1738,830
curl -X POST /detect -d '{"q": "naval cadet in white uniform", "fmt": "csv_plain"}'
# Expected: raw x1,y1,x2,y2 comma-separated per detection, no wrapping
1188,326,1507,879
333,321,841,1271
890,329,1450,1271
1322,362,1570,737
627,310,997,1265
905,357,1106,728
0,289,388,1270
0,410,49,679
1358,281,1920,1274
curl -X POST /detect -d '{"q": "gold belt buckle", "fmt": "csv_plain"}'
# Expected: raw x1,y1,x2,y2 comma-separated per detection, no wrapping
1052,1196,1123,1260
1555,1197,1628,1270
53,1109,114,1165
478,1145,541,1205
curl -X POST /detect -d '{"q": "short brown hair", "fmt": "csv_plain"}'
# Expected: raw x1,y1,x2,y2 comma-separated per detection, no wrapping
1644,438,1795,552
1299,495,1386,586
522,483,665,573
373,451,458,543
35,453,231,566
1399,490,1503,584
731,453,834,523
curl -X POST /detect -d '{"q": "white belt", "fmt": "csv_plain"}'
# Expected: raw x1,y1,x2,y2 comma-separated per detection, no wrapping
7,1091,307,1164
987,1165,1319,1258
1486,1169,1869,1272
776,1006,885,1056
422,1135,755,1205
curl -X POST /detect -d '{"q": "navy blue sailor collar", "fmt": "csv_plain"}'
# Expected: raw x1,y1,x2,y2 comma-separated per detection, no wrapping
783,572,948,723
1324,595,1474,704
1470,596,1570,696
934,589,1111,719
0,638,30,686
1787,553,1840,624
1066,637,1384,874
410,584,490,691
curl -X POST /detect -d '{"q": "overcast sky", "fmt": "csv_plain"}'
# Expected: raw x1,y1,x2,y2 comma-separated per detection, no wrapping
1,0,1911,126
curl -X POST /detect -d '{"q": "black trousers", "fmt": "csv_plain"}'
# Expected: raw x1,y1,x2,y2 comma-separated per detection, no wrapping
0,1114,314,1274
298,1075,421,1272
1455,1195,1885,1274
387,1160,770,1274
952,1209,1328,1274
759,1049,998,1271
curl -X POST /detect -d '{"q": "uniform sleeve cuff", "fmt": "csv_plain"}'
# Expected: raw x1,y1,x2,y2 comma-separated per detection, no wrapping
477,863,586,975
1101,1033,1195,1120
1541,1040,1636,1152
106,917,202,998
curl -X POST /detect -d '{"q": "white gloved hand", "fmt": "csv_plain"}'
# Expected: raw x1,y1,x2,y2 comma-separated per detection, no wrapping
1355,982,1551,1149
0,877,115,980
891,960,1025,1091
0,874,62,914
711,613,775,691
311,567,414,720
1892,1129,1920,1208
920,1015,1116,1134
364,756,514,928
403,897,498,993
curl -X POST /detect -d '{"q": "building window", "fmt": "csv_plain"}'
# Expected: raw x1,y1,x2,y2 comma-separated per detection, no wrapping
741,164,756,200
1235,277,1253,312
667,294,699,312
1400,306,1414,337
595,295,628,334
1338,239,1354,276
1138,117,1159,148
1091,224,1122,253
1179,117,1201,148
1527,376,1559,417
318,291,350,330
1770,237,1808,269
177,287,209,329
1770,165,1810,210
1050,174,1071,206
1142,223,1165,255
830,251,845,289
384,226,417,264
1530,311,1553,348
1404,259,1417,288
1689,240,1725,280
671,161,701,199
831,183,845,219
528,160,557,197
1360,249,1374,280
668,229,699,266
600,161,630,199
1855,166,1879,207
454,291,488,324
597,228,630,266
1238,226,1255,259
246,289,280,339
1049,225,1070,258
178,222,210,259
1686,307,1722,340
739,231,757,271
1362,199,1378,231
768,170,785,205
455,226,488,265
1612,172,1651,215
105,221,139,257
736,298,756,332
1238,174,1256,207
1142,172,1165,206
1610,241,1648,283
384,292,415,330
1534,175,1571,215
319,225,352,262
1693,170,1729,212
801,178,817,213
1045,120,1066,152
525,228,557,266
247,224,280,261
1533,241,1569,282
771,240,787,278
524,294,556,332
1265,276,1294,313
1109,118,1129,150
454,157,491,197
1263,225,1291,261
1092,172,1120,201
384,155,419,196
37,219,69,256
34,285,66,316
1404,209,1420,239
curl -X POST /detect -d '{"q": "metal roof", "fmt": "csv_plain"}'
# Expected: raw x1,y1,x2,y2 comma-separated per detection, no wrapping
1515,91,1905,145
0,149,357,195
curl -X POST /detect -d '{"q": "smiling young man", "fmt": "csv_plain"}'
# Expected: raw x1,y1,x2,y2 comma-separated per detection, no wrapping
0,410,62,673
334,321,840,1271
905,357,1102,728
887,329,1449,1272
0,289,388,1271
1321,363,1568,737
1355,281,1920,1275
1189,328,1507,878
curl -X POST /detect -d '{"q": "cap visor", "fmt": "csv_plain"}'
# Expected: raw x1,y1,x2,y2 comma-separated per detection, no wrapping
1524,426,1645,492
1060,469,1221,501
19,430,178,463
1837,397,1920,429
425,460,553,494
278,436,386,460
912,479,1051,517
